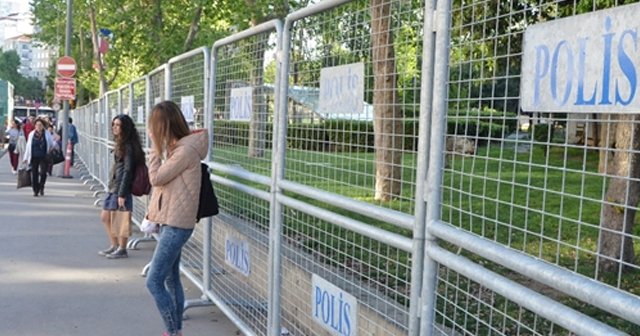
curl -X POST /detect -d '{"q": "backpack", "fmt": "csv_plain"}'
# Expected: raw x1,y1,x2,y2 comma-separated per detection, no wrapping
197,163,218,220
131,162,151,196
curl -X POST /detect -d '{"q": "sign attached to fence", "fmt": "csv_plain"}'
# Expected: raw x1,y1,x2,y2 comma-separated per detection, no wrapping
230,87,253,121
181,95,195,122
311,274,358,336
225,235,250,276
137,106,144,124
319,63,364,115
521,3,640,113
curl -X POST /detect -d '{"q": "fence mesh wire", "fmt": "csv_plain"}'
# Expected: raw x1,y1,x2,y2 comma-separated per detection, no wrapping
285,0,423,214
211,31,277,180
121,86,131,115
169,51,207,129
278,208,411,336
208,28,279,335
167,50,209,282
434,265,571,336
439,0,640,333
149,67,166,106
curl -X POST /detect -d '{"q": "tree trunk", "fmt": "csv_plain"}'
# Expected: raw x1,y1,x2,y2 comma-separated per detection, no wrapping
371,0,402,201
88,4,108,95
246,1,267,158
598,114,639,273
247,34,268,158
183,0,204,52
598,114,616,174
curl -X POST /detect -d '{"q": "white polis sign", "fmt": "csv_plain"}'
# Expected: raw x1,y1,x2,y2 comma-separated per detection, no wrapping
319,63,364,115
230,87,253,121
312,274,358,336
225,235,250,276
521,3,640,113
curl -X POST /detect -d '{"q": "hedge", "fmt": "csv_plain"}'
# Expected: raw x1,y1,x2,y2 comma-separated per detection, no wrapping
212,108,516,152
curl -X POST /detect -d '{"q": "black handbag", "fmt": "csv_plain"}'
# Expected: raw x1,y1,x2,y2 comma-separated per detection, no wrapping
17,169,31,189
197,163,219,220
47,148,65,165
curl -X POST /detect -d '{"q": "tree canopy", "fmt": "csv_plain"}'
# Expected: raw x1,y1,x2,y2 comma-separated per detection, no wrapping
31,0,295,104
0,50,45,101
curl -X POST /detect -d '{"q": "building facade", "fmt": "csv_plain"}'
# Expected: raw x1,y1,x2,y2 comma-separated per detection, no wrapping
0,1,55,88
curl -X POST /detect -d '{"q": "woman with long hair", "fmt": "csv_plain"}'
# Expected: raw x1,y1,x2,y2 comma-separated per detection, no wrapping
23,117,55,197
7,118,22,174
145,101,208,336
98,114,145,259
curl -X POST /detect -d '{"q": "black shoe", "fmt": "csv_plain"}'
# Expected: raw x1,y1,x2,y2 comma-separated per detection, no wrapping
39,188,44,196
98,245,118,256
106,248,128,259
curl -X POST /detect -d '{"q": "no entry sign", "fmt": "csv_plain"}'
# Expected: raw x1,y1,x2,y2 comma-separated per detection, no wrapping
56,56,77,78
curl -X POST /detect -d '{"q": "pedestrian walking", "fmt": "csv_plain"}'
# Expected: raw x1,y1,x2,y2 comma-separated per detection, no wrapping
23,114,35,139
67,117,79,165
14,121,27,167
145,101,208,336
23,117,55,197
7,119,21,174
47,124,61,176
98,114,145,259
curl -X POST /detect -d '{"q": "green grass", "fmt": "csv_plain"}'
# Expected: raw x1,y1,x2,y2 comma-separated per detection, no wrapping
212,142,640,333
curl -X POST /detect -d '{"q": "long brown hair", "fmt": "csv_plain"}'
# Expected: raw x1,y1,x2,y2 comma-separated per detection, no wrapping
148,101,190,156
112,114,145,165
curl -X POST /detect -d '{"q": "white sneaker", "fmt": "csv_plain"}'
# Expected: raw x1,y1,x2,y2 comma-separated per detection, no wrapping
11,169,16,175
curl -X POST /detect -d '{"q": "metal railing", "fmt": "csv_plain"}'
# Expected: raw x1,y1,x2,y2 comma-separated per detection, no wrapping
72,0,640,335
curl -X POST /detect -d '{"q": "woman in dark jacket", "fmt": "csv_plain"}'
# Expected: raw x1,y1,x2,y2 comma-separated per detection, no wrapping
98,114,145,259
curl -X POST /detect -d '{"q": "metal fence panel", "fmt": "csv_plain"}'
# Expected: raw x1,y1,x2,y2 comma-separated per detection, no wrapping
149,65,166,106
425,0,640,334
120,85,131,116
166,47,211,291
169,48,209,129
208,22,281,335
283,0,423,215
274,0,426,335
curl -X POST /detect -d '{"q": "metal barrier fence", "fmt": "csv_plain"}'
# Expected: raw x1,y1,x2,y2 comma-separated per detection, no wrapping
72,0,640,335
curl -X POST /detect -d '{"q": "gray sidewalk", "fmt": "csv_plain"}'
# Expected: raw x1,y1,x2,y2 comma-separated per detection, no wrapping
0,151,239,336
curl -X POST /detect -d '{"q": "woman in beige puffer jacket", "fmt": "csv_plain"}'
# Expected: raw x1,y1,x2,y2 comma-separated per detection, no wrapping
145,101,208,336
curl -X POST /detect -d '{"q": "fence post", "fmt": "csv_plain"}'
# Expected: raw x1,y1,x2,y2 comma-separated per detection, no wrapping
408,0,438,334
267,19,286,336
419,0,452,335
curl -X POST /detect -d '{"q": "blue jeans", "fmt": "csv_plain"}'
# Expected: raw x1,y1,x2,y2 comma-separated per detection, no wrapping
146,225,193,334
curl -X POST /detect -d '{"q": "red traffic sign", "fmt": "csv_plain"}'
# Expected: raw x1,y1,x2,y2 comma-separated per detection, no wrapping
56,56,77,77
55,77,76,100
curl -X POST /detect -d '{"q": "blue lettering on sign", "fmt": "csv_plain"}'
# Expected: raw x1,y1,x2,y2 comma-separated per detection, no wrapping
313,285,353,336
575,37,597,105
531,16,639,108
616,29,637,105
225,238,250,276
320,65,362,113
